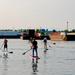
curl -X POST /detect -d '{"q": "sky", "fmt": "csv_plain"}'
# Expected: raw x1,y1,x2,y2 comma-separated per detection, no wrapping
0,0,75,30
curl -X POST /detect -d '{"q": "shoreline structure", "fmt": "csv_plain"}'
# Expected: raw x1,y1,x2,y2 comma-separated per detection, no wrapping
0,30,75,41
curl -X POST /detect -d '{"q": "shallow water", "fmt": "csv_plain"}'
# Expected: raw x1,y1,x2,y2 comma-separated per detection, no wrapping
0,39,75,75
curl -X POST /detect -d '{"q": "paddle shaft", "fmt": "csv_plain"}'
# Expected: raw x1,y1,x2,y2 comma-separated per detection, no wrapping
0,43,3,50
23,49,31,55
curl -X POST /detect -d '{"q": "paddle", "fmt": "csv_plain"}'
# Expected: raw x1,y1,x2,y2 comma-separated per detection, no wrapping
22,49,31,55
0,43,3,50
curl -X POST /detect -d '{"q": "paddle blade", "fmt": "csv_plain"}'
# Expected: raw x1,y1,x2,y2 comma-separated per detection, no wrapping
9,51,13,54
53,43,56,45
22,52,26,55
46,49,48,50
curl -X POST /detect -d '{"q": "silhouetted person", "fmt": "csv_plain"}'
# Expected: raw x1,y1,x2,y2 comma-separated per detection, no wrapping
3,38,8,58
4,38,8,51
32,38,40,59
43,37,48,51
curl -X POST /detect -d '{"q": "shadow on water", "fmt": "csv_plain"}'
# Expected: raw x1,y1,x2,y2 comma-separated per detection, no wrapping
32,58,38,75
43,49,48,64
43,52,47,64
2,53,8,75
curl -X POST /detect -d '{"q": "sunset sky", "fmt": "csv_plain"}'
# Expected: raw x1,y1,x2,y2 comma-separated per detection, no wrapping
0,0,75,30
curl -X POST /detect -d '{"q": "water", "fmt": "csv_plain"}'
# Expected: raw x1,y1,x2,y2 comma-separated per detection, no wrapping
0,39,75,75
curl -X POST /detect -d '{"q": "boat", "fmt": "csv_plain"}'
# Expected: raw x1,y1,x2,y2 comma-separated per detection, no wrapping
49,32,66,41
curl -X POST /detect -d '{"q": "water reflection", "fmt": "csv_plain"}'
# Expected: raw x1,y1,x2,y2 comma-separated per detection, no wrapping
2,53,8,75
44,51,47,64
32,58,38,75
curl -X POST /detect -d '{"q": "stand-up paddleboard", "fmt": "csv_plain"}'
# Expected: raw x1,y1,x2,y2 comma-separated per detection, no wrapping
33,56,40,59
30,55,40,60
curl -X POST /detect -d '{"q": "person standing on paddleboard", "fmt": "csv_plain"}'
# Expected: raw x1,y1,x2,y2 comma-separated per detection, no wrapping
2,38,8,58
4,38,8,51
32,38,39,59
43,37,48,51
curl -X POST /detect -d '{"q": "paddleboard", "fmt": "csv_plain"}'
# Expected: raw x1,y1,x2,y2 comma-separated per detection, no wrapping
30,55,40,59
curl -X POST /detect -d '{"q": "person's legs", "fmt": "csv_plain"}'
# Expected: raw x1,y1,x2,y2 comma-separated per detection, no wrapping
6,48,8,52
45,43,47,49
32,48,35,57
44,43,47,49
6,45,8,51
35,48,38,57
4,45,8,51
44,43,45,49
